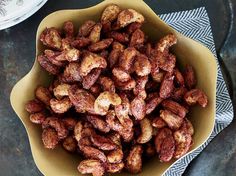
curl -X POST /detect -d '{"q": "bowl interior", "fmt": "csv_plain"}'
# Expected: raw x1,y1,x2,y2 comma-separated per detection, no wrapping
10,0,217,175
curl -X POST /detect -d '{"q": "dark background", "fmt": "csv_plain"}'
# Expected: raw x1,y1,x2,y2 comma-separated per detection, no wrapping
0,0,235,175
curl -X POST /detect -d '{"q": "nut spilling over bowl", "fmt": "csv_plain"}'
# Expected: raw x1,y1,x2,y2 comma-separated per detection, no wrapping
25,4,208,176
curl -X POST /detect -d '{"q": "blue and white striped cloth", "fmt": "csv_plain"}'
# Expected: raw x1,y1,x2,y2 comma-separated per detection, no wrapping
159,7,234,176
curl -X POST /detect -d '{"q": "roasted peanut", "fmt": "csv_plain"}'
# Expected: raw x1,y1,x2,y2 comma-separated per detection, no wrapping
50,97,72,114
131,96,146,121
184,89,208,107
80,52,107,77
35,86,52,106
94,91,121,115
42,128,59,149
162,100,188,118
184,65,197,89
62,136,77,152
137,118,153,144
25,99,44,113
125,145,143,174
117,9,144,28
160,110,183,130
78,159,105,176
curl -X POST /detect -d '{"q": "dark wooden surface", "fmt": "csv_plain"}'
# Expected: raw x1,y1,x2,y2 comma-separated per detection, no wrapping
0,0,235,175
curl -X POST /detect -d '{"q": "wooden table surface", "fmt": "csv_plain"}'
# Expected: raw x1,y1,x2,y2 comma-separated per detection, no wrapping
0,0,235,175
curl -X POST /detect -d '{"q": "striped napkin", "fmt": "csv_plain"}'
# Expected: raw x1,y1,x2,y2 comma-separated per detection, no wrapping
159,7,234,176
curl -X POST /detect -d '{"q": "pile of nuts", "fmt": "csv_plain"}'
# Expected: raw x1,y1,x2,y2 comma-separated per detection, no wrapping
25,4,208,176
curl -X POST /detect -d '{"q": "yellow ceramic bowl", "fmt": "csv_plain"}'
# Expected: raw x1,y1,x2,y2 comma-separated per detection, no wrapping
10,0,217,175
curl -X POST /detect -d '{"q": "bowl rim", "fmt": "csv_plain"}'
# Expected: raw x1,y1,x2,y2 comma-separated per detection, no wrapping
10,0,217,175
